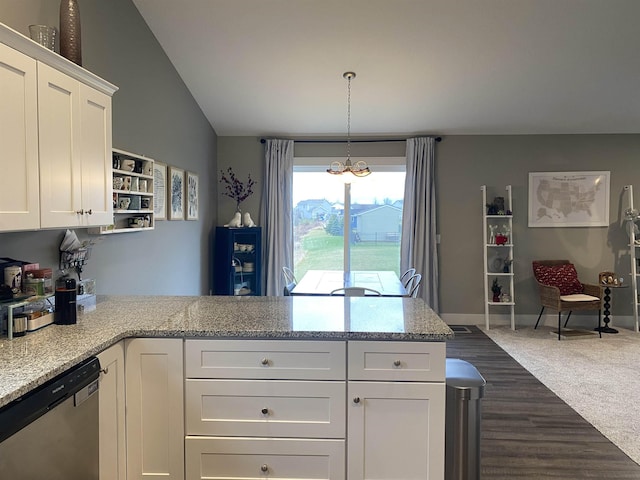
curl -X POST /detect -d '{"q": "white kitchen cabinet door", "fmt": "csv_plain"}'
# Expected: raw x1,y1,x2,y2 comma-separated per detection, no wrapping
125,338,185,480
0,43,39,231
347,381,445,480
37,61,82,228
97,341,126,480
37,62,113,228
78,83,112,226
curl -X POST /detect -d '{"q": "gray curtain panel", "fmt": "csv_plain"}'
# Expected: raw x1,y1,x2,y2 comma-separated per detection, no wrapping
261,139,294,295
401,137,439,311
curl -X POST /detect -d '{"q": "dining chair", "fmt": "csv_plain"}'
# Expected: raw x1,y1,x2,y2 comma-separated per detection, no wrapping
406,273,422,298
281,267,298,296
400,268,416,287
282,267,297,285
404,272,421,294
283,282,296,296
330,287,381,296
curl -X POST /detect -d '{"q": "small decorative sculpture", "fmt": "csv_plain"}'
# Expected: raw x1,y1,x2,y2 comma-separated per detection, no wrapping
224,211,242,227
491,278,502,302
243,212,256,227
495,234,508,245
503,258,513,273
486,203,498,215
489,224,498,244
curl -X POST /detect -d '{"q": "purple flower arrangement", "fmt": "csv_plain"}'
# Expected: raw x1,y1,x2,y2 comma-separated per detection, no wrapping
219,167,256,211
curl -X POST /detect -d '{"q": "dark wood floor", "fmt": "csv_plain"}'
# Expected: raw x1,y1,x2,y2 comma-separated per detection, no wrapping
446,326,640,479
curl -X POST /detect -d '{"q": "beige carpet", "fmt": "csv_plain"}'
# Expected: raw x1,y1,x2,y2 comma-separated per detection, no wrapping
482,325,640,466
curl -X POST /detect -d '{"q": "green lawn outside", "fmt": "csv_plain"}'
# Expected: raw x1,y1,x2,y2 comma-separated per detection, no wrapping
294,228,401,279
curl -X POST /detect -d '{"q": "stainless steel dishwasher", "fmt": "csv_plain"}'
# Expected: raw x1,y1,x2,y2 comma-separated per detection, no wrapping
0,356,101,479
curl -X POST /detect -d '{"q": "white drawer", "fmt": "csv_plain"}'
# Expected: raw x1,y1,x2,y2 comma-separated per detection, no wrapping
185,339,346,380
185,436,345,480
185,379,346,438
348,341,445,382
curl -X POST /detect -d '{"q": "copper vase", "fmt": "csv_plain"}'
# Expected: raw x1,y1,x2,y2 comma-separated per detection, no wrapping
59,0,82,65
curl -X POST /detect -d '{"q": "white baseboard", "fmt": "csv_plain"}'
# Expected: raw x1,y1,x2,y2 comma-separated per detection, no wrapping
440,313,639,331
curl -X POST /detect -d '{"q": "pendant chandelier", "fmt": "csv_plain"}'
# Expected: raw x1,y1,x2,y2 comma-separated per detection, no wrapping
327,71,371,178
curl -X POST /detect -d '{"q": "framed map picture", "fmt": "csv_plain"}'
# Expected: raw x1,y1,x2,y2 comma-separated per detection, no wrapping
528,171,610,227
186,171,199,220
168,166,184,220
152,162,167,220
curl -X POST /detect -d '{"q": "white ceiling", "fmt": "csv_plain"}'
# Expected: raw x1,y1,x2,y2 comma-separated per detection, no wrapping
132,0,640,137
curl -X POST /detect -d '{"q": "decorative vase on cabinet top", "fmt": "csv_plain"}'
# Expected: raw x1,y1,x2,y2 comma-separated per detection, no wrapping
59,0,82,65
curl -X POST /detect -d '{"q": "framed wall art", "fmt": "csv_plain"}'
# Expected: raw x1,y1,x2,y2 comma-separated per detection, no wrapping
152,162,167,220
186,171,199,220
528,171,610,227
168,166,185,220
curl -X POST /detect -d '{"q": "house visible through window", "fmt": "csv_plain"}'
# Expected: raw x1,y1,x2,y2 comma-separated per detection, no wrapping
293,157,406,279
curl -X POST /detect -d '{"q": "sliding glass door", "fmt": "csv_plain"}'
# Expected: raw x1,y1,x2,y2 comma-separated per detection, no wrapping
293,157,405,279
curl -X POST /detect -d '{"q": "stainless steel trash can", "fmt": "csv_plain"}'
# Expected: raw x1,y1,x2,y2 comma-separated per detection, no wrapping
445,358,486,480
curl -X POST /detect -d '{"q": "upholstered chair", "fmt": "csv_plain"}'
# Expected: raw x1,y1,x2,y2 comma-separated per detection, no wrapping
532,260,602,340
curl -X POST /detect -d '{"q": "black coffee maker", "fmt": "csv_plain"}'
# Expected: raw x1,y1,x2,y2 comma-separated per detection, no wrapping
55,276,77,325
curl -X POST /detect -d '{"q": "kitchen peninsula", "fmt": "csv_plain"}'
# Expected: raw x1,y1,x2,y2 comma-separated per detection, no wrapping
0,296,452,479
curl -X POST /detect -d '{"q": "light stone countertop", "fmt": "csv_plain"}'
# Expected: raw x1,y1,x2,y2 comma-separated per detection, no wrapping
0,295,452,408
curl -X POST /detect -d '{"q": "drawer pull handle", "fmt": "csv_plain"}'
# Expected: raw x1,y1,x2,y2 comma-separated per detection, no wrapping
261,407,269,415
261,358,269,366
261,464,269,472
353,396,361,404
393,360,402,367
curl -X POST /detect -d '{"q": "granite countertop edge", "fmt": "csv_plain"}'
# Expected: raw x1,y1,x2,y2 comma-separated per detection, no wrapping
0,295,453,408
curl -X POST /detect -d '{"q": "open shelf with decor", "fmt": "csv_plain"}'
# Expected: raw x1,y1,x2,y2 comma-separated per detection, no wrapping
89,148,155,234
624,185,640,332
482,185,515,330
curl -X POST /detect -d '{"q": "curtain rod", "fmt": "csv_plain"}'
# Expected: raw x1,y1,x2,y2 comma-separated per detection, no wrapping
260,136,442,144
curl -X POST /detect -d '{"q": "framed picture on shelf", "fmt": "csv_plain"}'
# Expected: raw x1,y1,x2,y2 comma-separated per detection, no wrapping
168,166,185,220
528,171,610,227
186,171,199,220
153,162,167,220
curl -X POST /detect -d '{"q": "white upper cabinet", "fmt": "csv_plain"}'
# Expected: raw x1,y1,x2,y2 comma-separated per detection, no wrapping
0,42,39,231
38,62,113,228
79,85,113,226
37,62,82,228
0,22,117,232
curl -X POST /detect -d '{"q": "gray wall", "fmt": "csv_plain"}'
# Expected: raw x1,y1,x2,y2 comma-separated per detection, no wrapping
218,135,640,325
0,0,217,295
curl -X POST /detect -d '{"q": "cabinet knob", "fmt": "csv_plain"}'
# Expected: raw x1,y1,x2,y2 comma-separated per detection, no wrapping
260,464,269,472
260,358,269,366
100,367,109,375
86,209,93,215
261,407,269,415
76,209,84,215
353,397,361,404
393,360,401,367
